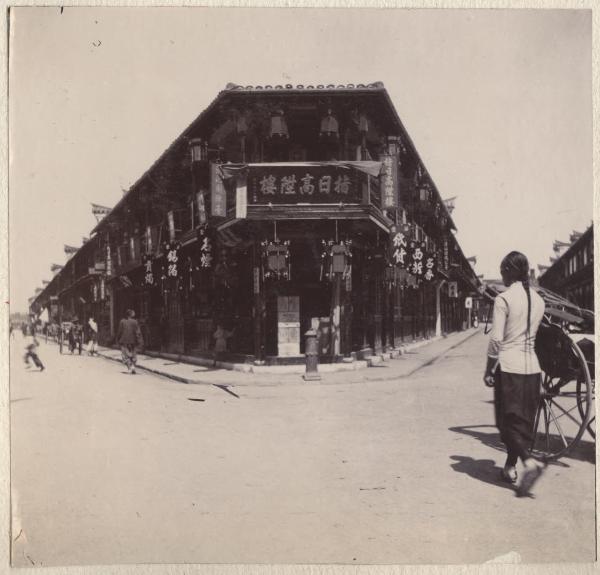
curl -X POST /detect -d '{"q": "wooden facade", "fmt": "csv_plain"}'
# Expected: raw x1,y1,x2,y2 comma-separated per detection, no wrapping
538,225,594,311
31,83,480,364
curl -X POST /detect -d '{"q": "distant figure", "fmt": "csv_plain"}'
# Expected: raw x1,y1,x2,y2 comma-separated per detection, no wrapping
213,324,233,366
24,335,45,371
117,309,143,374
86,317,99,356
484,251,546,497
68,321,78,354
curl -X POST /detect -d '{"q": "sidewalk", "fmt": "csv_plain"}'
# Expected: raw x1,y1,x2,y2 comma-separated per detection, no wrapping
93,327,482,387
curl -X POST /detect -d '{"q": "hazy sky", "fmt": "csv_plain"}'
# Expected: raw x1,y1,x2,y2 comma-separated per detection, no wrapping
9,7,592,312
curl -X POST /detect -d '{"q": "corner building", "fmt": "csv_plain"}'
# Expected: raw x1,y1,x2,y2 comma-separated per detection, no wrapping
32,83,480,365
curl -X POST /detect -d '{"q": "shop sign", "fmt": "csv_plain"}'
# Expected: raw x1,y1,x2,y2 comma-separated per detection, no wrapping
443,238,449,271
423,252,437,282
197,227,213,269
143,254,155,286
196,190,207,225
235,178,247,219
253,267,260,294
448,281,458,298
168,211,176,241
406,240,427,278
380,154,398,210
164,242,181,278
105,244,112,276
249,166,359,204
390,224,412,267
465,296,473,309
210,163,227,217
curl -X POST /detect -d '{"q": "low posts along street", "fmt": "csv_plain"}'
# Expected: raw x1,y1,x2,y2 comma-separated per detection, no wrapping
303,329,321,381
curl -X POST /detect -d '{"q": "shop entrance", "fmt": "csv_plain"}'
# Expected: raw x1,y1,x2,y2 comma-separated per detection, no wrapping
265,238,332,358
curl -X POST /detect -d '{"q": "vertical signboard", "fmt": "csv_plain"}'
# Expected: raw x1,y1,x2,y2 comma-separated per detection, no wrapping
235,176,248,219
380,154,398,210
196,190,207,224
210,163,227,217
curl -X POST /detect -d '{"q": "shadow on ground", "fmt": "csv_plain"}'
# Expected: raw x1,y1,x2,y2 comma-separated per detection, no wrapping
449,424,596,466
449,455,515,492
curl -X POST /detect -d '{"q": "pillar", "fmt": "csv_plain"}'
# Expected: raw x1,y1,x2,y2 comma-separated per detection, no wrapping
435,280,446,337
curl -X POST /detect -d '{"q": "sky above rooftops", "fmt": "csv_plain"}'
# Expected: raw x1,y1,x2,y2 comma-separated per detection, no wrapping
9,7,592,312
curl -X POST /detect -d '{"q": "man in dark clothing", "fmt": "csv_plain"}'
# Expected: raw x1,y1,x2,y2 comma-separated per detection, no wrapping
24,336,45,371
117,309,143,374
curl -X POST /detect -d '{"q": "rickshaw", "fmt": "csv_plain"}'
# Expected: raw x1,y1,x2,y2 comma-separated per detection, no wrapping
483,285,595,461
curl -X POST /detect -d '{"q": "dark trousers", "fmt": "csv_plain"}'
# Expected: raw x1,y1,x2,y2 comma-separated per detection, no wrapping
24,350,44,369
494,370,541,465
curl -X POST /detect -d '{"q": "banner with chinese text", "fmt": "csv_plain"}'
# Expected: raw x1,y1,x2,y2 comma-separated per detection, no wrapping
380,154,398,210
210,163,227,217
248,166,360,204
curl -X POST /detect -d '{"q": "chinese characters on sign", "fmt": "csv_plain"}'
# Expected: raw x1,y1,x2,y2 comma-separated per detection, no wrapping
197,227,213,269
380,154,398,210
143,254,155,286
423,252,436,282
390,230,408,266
210,163,227,217
250,167,358,204
164,242,180,279
388,223,437,286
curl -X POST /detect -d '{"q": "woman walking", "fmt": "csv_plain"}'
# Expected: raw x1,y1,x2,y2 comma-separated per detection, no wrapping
483,251,546,497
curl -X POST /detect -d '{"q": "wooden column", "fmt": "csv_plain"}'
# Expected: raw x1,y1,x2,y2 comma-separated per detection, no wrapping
253,242,265,362
373,264,384,354
330,273,341,358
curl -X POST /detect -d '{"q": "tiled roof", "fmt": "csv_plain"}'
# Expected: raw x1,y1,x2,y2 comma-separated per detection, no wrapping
224,82,385,92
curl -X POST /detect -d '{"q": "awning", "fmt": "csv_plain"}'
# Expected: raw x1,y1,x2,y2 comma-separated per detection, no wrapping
220,161,383,179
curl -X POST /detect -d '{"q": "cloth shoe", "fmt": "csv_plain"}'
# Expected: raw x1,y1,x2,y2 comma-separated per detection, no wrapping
500,467,518,484
517,460,545,497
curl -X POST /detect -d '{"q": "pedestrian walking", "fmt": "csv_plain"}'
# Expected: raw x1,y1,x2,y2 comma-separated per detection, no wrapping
24,335,45,371
117,309,143,374
86,317,98,356
67,322,77,354
483,251,546,497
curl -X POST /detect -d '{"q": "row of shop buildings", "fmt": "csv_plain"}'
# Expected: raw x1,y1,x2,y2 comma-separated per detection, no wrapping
29,82,481,364
537,225,594,311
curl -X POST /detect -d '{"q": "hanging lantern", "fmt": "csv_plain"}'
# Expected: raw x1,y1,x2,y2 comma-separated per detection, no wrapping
190,138,208,163
320,109,339,140
269,109,289,139
358,114,369,133
320,239,352,281
262,240,291,280
236,115,248,135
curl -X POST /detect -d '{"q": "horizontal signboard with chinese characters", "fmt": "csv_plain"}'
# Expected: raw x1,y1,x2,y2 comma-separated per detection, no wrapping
248,166,360,204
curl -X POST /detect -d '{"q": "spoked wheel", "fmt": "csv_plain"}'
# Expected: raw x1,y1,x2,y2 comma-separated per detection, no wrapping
530,337,593,460
577,377,595,439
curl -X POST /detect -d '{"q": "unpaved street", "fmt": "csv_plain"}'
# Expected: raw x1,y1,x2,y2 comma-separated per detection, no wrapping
10,332,595,566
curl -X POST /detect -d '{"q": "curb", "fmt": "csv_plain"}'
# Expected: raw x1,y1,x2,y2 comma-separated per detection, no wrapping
93,328,482,386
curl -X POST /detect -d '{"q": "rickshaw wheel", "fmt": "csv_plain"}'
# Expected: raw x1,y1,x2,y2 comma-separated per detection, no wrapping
530,335,593,461
577,377,595,439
